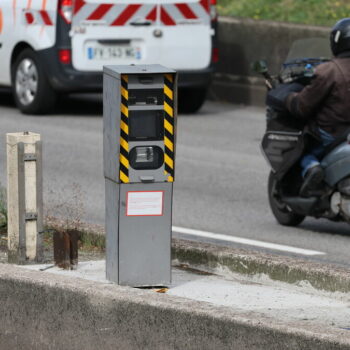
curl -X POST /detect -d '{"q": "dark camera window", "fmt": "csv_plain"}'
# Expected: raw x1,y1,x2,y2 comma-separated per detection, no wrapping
129,110,164,141
129,146,164,170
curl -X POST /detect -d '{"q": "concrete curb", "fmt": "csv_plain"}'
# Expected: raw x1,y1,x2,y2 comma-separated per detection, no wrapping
172,239,350,293
65,223,350,294
1,263,350,350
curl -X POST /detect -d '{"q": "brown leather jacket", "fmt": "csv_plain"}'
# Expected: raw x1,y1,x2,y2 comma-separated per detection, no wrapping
286,54,350,137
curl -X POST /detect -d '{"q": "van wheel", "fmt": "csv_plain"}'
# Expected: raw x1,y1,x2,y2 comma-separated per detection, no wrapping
268,172,305,226
12,49,57,114
179,88,207,114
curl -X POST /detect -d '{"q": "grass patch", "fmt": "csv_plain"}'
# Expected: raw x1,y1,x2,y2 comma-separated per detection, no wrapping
218,0,350,27
78,230,105,251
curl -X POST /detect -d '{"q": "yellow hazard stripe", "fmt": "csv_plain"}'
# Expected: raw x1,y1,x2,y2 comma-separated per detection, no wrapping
121,87,128,100
165,154,174,169
164,136,174,152
120,154,129,168
121,104,128,117
121,120,129,135
164,119,173,134
164,85,173,100
120,170,129,183
164,101,173,118
120,74,129,184
165,74,173,83
120,138,128,152
164,73,175,183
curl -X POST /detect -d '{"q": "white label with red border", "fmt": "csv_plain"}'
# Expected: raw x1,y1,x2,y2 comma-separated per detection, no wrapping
126,191,164,216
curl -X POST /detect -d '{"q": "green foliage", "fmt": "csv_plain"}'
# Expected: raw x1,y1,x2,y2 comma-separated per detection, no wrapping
78,231,105,251
218,0,350,27
0,184,7,229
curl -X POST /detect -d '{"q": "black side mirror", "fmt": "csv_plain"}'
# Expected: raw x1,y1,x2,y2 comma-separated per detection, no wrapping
252,60,268,74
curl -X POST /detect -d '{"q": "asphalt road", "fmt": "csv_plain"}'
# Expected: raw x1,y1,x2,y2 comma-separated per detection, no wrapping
0,91,350,267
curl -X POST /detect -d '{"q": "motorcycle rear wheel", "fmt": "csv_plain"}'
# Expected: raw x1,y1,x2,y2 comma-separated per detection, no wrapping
268,172,305,226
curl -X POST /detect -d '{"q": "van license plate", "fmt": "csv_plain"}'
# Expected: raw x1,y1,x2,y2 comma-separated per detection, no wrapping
87,46,141,60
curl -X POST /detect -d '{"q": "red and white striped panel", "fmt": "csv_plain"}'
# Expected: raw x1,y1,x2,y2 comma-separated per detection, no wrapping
73,0,210,26
73,0,157,26
23,9,54,26
160,0,210,26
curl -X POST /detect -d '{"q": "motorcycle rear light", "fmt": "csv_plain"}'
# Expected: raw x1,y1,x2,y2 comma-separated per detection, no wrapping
58,0,73,24
59,49,71,64
212,47,219,63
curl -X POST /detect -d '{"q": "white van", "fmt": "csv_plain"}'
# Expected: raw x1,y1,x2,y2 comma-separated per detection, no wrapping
0,0,217,114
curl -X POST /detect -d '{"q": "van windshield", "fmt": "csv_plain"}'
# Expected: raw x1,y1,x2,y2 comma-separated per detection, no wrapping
286,38,332,62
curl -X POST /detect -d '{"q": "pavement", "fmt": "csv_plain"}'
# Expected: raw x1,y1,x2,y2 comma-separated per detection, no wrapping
1,92,350,267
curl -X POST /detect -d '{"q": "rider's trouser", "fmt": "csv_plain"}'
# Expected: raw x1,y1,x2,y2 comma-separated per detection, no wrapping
301,127,335,177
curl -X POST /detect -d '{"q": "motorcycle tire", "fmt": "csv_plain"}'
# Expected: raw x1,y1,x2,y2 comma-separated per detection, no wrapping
268,172,305,226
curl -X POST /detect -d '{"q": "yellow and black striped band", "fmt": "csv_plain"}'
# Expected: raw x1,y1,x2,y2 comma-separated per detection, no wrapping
164,74,175,182
120,75,129,183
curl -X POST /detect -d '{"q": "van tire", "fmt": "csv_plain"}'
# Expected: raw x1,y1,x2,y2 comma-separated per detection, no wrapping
179,88,207,114
12,49,57,114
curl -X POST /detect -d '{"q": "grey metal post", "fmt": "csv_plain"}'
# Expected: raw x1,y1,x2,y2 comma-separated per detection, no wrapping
7,132,43,264
103,65,177,287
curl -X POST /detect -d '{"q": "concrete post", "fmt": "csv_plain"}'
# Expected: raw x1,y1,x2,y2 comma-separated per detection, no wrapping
7,132,43,264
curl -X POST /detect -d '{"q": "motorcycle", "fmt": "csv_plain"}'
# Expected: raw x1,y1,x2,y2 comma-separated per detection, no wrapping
254,38,350,226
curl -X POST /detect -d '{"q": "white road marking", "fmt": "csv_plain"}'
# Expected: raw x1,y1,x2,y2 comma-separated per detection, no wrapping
172,226,326,256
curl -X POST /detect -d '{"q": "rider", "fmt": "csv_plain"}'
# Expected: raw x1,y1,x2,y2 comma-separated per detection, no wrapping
286,18,350,196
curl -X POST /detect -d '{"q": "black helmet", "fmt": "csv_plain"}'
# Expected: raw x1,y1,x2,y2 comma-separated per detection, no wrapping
330,18,350,56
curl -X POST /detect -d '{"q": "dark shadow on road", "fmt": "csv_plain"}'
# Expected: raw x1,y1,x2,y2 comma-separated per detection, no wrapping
264,212,350,238
287,218,350,239
0,90,103,117
301,220,350,235
53,94,103,117
0,89,15,107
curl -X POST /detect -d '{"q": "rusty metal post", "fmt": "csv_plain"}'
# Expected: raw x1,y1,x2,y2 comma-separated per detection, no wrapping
53,230,79,270
68,230,79,269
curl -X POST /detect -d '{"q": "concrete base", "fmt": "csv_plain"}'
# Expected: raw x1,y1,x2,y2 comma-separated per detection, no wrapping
1,263,350,349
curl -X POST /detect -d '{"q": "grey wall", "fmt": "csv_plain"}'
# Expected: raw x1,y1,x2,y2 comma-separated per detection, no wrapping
212,17,329,106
